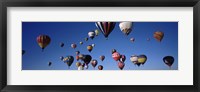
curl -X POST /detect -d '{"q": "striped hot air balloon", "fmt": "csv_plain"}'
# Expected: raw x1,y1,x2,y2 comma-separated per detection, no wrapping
95,22,116,38
36,35,51,52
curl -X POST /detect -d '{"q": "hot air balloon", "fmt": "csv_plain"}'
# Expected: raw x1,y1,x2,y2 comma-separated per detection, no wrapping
118,61,125,70
92,44,95,47
78,66,84,70
120,55,126,62
147,38,150,41
36,35,51,51
71,43,77,49
112,52,121,61
130,55,138,64
88,31,95,39
75,51,80,55
95,29,100,36
98,65,103,70
87,45,93,52
76,55,79,61
130,38,135,42
78,54,85,60
95,22,116,38
48,62,52,66
22,50,25,55
154,31,164,42
76,62,82,67
63,56,74,69
85,37,88,41
163,56,174,68
80,41,83,45
138,55,147,65
91,59,98,69
119,22,133,36
111,49,117,54
60,56,64,61
82,55,92,65
60,42,64,47
100,55,105,61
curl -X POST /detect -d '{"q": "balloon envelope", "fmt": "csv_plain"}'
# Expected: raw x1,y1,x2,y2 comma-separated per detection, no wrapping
80,42,83,45
120,55,126,62
36,35,51,51
87,45,93,52
60,42,64,47
48,62,52,66
63,56,74,67
118,61,125,70
138,55,147,65
83,55,92,65
91,59,98,68
76,62,82,67
71,43,77,49
119,22,133,35
163,56,174,67
100,55,105,61
88,31,95,39
130,38,135,42
95,22,116,38
154,31,164,42
98,65,103,70
95,29,100,36
112,52,121,61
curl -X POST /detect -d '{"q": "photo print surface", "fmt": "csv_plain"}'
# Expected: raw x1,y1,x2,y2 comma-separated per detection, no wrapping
22,22,178,70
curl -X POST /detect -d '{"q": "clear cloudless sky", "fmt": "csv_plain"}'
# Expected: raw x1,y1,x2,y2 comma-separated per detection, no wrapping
22,22,178,70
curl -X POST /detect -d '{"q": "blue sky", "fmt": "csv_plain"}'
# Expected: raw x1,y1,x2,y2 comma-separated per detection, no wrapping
22,22,178,70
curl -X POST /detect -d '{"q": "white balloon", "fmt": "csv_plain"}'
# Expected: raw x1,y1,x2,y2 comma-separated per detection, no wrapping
130,55,138,64
119,22,133,35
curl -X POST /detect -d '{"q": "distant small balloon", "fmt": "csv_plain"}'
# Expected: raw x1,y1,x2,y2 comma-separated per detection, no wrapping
76,55,79,61
91,59,98,68
100,55,105,61
130,38,135,42
95,29,100,36
154,31,164,42
163,56,174,68
75,51,80,55
98,65,103,70
60,42,64,47
147,38,150,41
130,55,138,64
87,45,93,52
118,61,125,70
92,44,95,47
120,55,126,62
80,41,83,45
138,55,147,65
60,56,64,61
76,62,82,67
48,62,52,66
88,31,95,39
63,56,74,69
85,37,88,41
71,43,77,49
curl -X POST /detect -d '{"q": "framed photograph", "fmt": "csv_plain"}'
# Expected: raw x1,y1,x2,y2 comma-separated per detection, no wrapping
0,0,199,92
